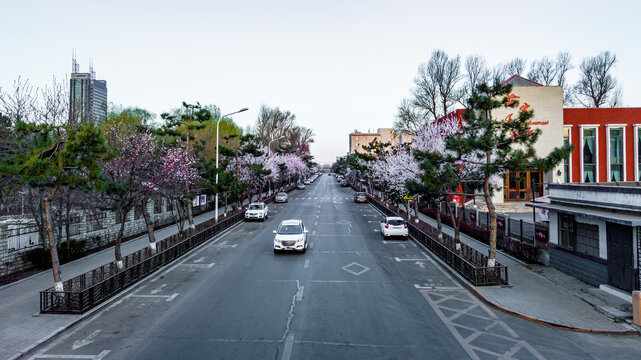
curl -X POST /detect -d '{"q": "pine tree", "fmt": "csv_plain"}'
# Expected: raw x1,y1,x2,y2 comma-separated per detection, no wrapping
447,82,570,266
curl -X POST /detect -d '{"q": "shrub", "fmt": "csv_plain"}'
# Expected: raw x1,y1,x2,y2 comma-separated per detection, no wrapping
21,248,51,269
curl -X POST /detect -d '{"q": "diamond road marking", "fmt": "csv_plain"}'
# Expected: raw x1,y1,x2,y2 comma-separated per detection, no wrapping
336,220,351,225
342,262,370,276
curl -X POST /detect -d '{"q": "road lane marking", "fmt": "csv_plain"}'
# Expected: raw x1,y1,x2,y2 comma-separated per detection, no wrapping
314,221,318,225
296,286,304,301
304,259,310,269
281,333,295,360
310,242,314,249
194,257,206,263
150,284,166,294
34,350,110,359
72,330,102,351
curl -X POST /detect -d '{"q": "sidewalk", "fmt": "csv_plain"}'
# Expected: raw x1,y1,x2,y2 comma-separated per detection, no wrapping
0,206,233,360
411,209,637,333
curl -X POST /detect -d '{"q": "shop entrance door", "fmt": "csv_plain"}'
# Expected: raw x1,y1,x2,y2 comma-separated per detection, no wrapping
606,222,633,292
504,171,542,201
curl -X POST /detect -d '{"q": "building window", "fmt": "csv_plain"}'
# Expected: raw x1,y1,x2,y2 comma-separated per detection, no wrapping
575,222,600,258
388,130,392,134
356,143,359,146
355,136,359,140
609,127,624,181
563,127,571,183
558,213,575,250
637,126,641,181
582,128,597,182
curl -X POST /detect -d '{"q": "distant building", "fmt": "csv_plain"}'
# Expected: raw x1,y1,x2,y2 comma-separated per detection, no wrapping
69,59,108,123
348,128,412,155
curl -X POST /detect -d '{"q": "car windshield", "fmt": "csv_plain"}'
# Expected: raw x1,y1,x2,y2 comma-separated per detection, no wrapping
277,193,287,196
387,219,404,226
356,193,365,196
278,224,303,234
249,204,264,210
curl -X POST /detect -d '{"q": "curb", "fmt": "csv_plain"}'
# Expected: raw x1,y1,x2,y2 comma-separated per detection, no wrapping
465,284,639,334
363,190,639,335
12,220,246,359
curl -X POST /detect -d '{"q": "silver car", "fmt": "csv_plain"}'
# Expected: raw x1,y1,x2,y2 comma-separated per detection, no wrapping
274,192,288,203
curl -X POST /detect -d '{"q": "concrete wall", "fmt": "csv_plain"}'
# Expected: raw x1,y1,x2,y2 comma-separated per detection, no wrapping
549,245,608,286
0,198,180,277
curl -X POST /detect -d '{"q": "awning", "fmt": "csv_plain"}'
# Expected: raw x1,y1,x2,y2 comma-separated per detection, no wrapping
526,202,641,226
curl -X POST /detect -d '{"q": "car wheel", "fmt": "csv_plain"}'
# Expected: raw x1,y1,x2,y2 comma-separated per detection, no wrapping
274,249,279,254
301,247,306,254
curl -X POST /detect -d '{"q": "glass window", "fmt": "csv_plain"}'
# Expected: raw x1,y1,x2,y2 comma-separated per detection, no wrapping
558,214,575,250
278,224,302,234
583,128,596,182
355,136,359,140
388,130,392,134
563,127,570,183
609,128,623,181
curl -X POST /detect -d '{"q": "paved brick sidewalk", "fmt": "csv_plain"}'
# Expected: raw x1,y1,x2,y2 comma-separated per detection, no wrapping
413,210,636,333
0,207,231,360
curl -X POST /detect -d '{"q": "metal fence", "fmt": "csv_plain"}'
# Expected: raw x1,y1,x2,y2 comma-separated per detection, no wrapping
40,190,285,314
367,195,508,286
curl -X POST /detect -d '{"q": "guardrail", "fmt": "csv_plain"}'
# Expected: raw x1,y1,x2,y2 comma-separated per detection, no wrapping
40,190,287,314
366,194,508,286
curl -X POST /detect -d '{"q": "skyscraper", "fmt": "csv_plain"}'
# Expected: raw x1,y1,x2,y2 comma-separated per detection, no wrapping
69,57,108,123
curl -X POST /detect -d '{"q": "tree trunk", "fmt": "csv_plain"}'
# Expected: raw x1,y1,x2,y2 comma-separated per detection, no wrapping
224,192,229,216
445,200,460,252
484,150,497,267
114,209,127,270
434,200,443,240
186,196,195,229
44,182,63,291
141,196,156,255
413,198,420,224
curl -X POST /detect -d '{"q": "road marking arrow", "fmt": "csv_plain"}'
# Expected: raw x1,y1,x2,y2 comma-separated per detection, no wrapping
72,330,102,350
415,261,426,269
151,284,166,294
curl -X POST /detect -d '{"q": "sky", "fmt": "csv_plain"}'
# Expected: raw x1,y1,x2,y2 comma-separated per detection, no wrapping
1,0,640,164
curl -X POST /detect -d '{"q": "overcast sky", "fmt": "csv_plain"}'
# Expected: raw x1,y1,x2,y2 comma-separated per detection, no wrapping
1,0,639,164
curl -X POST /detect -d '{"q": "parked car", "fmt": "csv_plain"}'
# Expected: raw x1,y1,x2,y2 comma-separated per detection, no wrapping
304,179,311,185
340,180,349,187
245,202,269,221
380,216,408,238
274,192,288,203
273,219,308,253
297,183,306,190
353,192,367,203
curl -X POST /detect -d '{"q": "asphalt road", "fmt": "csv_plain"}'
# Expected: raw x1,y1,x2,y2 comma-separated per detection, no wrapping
25,175,641,360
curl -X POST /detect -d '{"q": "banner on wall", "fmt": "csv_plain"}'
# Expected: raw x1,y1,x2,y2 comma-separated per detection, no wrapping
200,194,206,206
192,196,200,207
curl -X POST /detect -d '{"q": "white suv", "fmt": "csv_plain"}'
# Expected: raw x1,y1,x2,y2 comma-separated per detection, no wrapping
245,202,269,221
273,219,308,253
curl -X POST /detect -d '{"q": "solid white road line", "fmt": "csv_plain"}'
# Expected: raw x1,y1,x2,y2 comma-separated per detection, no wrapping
304,259,310,268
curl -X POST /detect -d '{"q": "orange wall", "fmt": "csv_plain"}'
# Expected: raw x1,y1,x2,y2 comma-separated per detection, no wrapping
564,108,641,182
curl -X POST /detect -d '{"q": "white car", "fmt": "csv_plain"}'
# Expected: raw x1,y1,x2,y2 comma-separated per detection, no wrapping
245,202,269,221
380,216,408,238
273,219,308,253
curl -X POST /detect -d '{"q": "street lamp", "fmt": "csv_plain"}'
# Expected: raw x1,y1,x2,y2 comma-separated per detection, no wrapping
266,136,285,196
216,107,248,222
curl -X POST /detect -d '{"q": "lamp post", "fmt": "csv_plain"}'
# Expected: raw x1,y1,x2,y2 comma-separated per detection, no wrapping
266,136,285,196
216,107,248,222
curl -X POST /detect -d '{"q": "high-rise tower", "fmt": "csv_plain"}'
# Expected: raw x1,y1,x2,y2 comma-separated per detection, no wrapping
69,55,108,123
